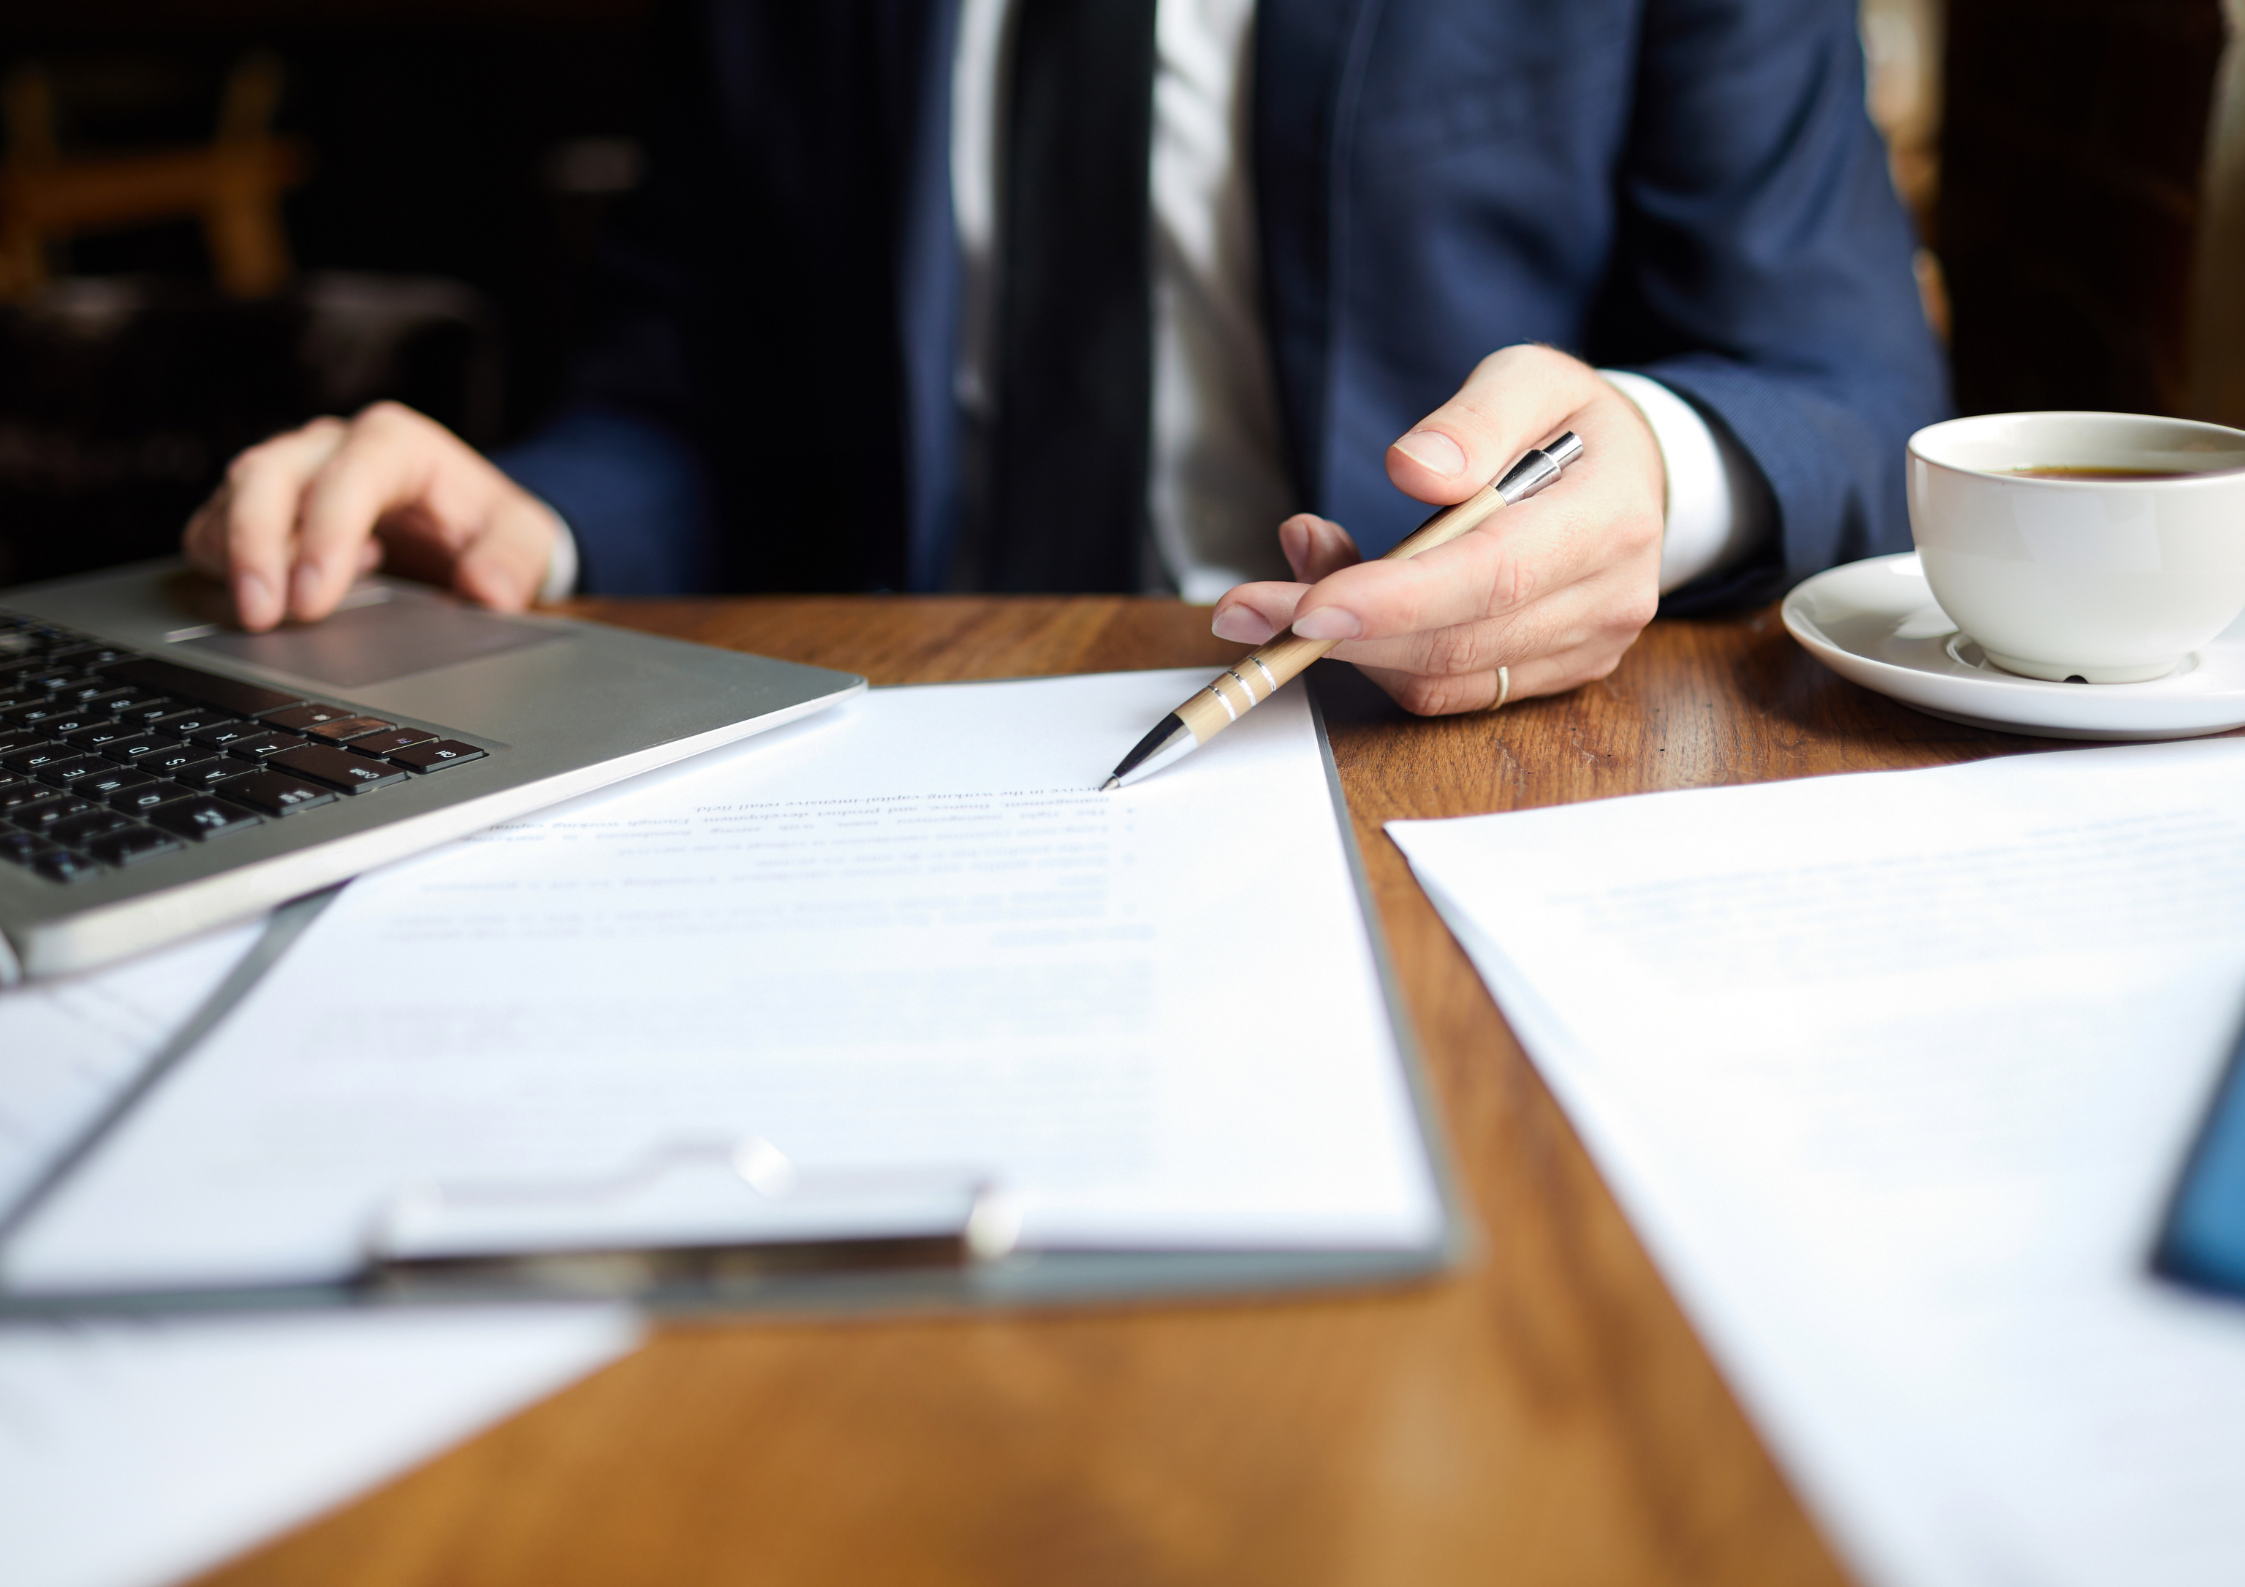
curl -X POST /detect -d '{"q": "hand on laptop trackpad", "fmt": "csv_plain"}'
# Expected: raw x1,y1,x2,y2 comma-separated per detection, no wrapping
176,588,559,690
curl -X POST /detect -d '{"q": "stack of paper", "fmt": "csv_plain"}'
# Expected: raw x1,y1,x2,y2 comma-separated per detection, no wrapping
5,671,1442,1297
1391,741,2245,1587
0,929,637,1587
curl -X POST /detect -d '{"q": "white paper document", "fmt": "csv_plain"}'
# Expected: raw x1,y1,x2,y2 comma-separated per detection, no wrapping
0,928,639,1587
0,1306,638,1587
5,670,1439,1293
0,922,262,1215
1389,741,2245,1587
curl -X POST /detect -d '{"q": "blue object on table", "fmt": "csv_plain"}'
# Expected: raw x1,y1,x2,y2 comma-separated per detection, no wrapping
2156,1020,2245,1297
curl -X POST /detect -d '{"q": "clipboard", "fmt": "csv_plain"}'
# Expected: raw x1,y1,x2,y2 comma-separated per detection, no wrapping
0,673,1468,1319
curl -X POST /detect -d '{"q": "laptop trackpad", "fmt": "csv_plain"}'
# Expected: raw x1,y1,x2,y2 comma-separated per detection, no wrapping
180,599,561,689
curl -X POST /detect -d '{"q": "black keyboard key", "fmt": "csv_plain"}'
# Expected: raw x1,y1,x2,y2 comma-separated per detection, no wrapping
0,777,56,811
146,708,239,738
388,739,487,773
148,795,262,842
110,781,191,814
223,731,304,762
33,849,104,884
59,721,134,751
0,700,74,726
262,703,364,731
100,736,176,764
47,643,133,668
81,767,160,802
14,795,96,831
270,743,409,793
51,675,124,705
187,720,262,750
134,741,212,778
0,830,46,870
104,693,179,723
168,758,249,791
0,731,55,759
2,743,73,775
346,727,437,757
84,825,185,866
49,809,138,847
0,830,46,865
218,770,335,816
22,710,110,738
303,715,394,743
40,755,116,787
99,656,306,718
13,667,80,695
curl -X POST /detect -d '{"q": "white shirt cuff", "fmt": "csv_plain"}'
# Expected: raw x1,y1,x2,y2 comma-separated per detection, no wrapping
1599,369,1770,594
534,503,580,604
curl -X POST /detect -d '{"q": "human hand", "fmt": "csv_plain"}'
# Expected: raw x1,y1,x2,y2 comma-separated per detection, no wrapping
1209,345,1666,714
182,402,563,632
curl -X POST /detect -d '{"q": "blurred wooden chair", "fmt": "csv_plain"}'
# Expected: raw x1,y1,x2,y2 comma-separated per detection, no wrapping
0,52,310,301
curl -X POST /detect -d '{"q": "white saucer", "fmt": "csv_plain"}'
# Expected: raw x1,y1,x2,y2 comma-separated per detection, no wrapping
1782,554,2245,741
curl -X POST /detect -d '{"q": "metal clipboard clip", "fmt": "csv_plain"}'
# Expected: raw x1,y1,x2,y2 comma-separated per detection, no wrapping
365,1137,1022,1301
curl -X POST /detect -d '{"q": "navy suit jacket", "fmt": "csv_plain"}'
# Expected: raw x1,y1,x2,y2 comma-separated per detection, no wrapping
500,0,1949,609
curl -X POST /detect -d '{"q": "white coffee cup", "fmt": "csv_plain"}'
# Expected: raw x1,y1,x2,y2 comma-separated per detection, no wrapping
1906,412,2245,682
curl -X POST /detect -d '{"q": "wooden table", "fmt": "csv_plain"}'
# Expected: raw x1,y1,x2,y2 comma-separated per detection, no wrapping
200,597,2026,1587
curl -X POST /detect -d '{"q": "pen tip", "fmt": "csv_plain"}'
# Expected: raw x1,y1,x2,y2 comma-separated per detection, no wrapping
1100,776,1121,792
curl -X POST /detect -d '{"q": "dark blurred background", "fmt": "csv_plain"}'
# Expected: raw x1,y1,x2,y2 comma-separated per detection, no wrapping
0,0,2236,590
0,0,652,586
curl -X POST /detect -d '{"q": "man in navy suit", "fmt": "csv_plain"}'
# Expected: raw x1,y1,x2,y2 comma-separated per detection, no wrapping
183,0,1945,716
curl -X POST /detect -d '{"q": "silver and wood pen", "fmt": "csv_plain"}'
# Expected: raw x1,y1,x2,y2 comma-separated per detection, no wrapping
1101,431,1584,790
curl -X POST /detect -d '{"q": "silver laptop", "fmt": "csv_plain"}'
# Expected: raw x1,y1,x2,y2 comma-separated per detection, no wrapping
0,560,863,982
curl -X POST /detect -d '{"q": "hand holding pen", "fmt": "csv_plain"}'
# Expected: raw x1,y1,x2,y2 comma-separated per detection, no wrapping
1108,427,1586,788
1212,347,1668,714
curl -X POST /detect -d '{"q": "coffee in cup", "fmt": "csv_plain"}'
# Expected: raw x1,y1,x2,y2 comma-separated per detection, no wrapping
1906,412,2245,683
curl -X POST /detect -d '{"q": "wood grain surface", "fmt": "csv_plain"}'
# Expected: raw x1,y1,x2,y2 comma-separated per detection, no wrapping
195,597,2038,1587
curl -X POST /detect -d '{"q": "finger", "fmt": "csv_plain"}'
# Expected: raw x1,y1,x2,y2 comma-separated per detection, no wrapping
1210,579,1307,645
287,405,453,622
181,494,228,576
211,419,348,630
1214,517,1359,642
450,496,561,613
1217,526,1627,661
1319,566,1639,678
1286,491,1595,643
1353,632,1628,717
1294,390,1665,645
1385,343,1600,505
1277,515,1359,583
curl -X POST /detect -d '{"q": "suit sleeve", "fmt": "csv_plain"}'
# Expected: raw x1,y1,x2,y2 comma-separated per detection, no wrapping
1598,0,1951,613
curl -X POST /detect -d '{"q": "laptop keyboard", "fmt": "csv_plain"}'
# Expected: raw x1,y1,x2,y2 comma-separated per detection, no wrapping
0,609,489,887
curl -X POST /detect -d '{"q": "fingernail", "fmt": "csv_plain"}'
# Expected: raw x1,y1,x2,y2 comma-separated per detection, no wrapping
234,570,268,623
1291,607,1362,641
290,561,323,615
1395,430,1467,477
1212,607,1276,644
